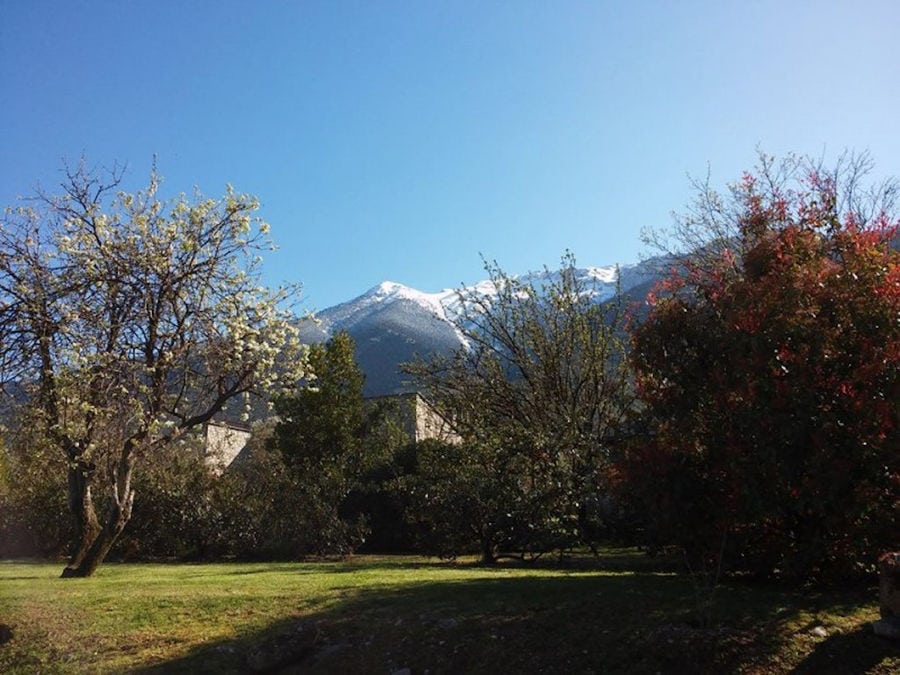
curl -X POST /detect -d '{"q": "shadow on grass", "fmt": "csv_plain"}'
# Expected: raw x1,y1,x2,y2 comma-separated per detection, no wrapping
128,567,812,675
4,556,891,673
792,625,900,674
221,553,675,578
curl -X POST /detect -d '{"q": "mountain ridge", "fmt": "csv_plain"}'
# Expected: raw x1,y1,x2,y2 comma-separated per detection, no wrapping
301,259,663,396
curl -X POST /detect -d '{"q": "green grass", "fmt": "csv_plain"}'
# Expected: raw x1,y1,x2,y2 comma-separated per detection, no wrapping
0,550,897,673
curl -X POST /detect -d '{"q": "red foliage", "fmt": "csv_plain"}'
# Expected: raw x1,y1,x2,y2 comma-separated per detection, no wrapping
624,170,900,582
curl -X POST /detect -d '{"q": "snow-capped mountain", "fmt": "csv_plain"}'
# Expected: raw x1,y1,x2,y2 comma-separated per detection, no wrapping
299,259,662,396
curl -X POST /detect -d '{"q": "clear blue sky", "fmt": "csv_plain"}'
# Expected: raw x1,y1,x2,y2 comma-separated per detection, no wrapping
2,1,898,310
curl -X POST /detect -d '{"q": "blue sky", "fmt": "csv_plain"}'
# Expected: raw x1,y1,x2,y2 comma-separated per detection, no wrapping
2,1,898,310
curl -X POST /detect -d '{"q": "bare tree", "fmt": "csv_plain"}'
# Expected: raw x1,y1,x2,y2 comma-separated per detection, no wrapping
642,149,899,277
407,254,633,560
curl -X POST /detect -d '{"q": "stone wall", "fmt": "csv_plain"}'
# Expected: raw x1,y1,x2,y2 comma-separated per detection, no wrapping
204,421,251,474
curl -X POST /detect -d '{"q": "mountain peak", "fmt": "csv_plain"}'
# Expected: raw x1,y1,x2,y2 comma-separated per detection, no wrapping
584,265,620,283
366,280,414,299
357,280,454,322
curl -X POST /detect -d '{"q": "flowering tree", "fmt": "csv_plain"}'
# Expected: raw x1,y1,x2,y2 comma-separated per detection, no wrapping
0,163,306,576
628,155,899,581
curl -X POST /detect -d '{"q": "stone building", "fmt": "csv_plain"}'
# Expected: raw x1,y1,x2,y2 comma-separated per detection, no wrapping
203,420,251,474
203,392,457,473
371,392,459,444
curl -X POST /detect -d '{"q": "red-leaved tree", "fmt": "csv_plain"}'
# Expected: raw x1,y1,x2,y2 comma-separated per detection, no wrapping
627,155,899,581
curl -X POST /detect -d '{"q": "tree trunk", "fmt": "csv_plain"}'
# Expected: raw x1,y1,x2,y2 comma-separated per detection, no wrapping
61,459,101,577
480,536,496,565
61,454,135,578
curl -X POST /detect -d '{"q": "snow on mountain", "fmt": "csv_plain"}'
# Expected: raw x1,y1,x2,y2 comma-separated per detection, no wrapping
359,281,459,324
301,260,661,396
324,262,651,332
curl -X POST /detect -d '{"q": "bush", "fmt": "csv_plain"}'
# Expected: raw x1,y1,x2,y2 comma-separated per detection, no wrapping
627,156,899,582
0,432,72,558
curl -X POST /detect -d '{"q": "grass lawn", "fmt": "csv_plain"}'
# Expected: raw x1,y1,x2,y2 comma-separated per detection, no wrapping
0,549,897,673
